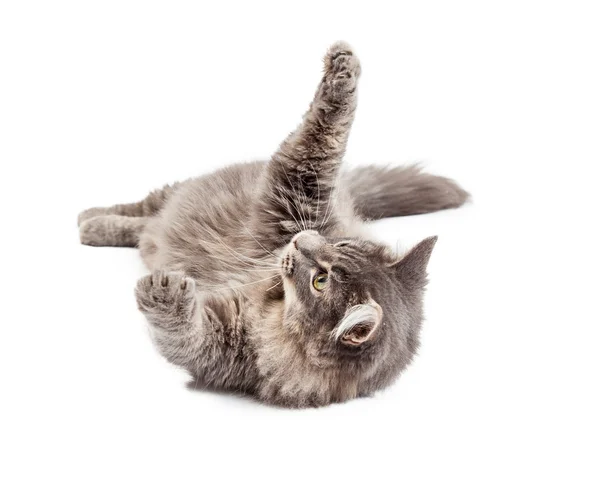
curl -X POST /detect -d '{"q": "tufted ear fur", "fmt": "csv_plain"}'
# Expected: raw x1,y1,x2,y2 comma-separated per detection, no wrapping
332,301,383,346
393,236,438,288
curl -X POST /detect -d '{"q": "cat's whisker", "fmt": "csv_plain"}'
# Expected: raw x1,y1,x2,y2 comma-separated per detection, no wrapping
291,194,307,231
320,175,342,229
299,186,313,229
319,184,334,230
288,170,309,231
279,192,304,233
320,191,333,229
273,188,303,233
266,280,282,291
196,245,277,268
171,221,255,267
208,274,281,292
242,225,279,259
194,226,279,268
290,169,312,230
280,165,309,230
193,236,279,270
308,161,321,229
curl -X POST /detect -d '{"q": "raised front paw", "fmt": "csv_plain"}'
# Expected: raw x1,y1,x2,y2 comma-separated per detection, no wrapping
135,270,197,328
321,41,361,103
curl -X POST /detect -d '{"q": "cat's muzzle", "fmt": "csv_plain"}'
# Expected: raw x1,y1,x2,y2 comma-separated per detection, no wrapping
281,230,319,277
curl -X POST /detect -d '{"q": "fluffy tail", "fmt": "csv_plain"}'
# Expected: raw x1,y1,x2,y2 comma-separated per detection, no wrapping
344,164,469,220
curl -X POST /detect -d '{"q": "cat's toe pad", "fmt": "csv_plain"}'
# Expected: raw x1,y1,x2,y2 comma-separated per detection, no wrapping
324,41,361,80
135,270,196,323
327,41,354,60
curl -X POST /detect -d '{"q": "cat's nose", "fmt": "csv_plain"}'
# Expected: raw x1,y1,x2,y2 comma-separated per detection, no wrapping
292,230,322,252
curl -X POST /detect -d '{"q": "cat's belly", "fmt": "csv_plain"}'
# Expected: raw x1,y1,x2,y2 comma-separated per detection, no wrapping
138,161,277,285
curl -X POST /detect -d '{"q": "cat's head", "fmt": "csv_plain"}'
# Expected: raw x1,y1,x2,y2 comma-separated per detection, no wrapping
280,230,437,379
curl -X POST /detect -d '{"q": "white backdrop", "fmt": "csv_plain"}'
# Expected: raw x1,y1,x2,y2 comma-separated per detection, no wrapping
1,1,599,478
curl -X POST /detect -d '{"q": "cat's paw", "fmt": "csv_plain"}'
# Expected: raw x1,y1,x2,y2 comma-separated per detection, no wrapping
322,41,361,100
135,270,197,328
79,216,107,246
78,207,109,226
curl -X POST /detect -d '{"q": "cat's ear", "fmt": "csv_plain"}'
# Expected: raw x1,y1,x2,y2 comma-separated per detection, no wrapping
332,301,382,346
392,236,438,288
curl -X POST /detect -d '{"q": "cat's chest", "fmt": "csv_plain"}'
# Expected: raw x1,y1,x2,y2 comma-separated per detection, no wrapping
250,305,362,406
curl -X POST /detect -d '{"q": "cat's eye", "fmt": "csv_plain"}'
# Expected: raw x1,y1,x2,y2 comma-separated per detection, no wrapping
312,273,328,291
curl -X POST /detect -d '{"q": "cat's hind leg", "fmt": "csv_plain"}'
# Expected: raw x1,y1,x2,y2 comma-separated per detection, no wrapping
77,183,178,226
79,215,147,247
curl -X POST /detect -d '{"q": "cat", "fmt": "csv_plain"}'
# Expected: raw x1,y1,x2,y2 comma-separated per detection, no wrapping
78,42,468,408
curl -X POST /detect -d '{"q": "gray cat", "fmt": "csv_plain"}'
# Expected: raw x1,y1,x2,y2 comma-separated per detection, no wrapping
78,42,468,407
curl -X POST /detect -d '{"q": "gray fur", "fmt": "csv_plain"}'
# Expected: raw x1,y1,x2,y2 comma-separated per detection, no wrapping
78,42,468,407
345,164,469,219
80,215,147,247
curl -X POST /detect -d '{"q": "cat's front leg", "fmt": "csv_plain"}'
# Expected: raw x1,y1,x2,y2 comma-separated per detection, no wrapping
315,41,361,117
135,272,254,389
276,41,361,176
135,270,207,373
255,42,361,246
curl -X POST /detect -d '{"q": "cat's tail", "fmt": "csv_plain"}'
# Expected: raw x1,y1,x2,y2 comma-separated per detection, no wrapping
344,164,469,220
